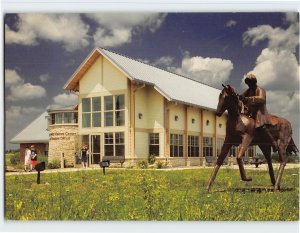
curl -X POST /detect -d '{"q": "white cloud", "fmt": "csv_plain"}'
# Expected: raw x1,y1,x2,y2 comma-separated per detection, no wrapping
5,69,23,87
242,14,300,144
153,56,174,69
5,14,90,51
226,19,237,27
86,13,167,47
243,48,300,91
53,92,78,107
173,55,233,87
5,69,46,101
39,73,51,83
243,21,299,53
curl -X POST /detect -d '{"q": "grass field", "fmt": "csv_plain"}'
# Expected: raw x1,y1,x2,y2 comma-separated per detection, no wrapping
5,168,299,221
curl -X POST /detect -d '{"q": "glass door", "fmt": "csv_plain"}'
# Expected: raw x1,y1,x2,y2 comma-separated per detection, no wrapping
91,135,101,164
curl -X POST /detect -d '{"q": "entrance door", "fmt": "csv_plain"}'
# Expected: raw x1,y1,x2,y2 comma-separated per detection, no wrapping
91,135,101,164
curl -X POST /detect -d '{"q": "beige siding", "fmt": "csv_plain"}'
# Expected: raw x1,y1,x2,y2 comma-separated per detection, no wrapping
147,87,164,129
202,110,215,135
80,56,127,95
169,103,185,131
135,87,148,129
135,131,148,158
216,115,227,136
187,107,200,132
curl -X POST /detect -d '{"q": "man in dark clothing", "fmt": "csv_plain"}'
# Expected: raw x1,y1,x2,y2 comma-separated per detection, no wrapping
240,74,278,152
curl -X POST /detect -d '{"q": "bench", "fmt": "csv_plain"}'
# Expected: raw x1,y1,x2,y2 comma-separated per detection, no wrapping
250,157,265,168
205,156,217,166
99,156,125,174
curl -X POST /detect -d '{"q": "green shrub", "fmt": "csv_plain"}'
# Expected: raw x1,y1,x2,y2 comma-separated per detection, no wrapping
47,160,61,169
10,153,21,165
148,154,156,165
137,160,148,169
156,160,168,169
38,154,48,167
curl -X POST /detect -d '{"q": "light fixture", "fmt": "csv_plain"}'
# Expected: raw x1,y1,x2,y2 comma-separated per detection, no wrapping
192,118,195,124
175,115,179,121
219,123,222,128
206,120,210,126
138,113,143,119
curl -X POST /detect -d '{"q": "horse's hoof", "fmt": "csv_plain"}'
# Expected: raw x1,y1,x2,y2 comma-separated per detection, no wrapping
242,177,252,182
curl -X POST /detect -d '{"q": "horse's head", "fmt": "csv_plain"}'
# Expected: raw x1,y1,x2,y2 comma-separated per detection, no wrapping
216,84,239,117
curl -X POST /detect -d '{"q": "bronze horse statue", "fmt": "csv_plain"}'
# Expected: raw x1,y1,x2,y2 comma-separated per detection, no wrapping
207,84,298,192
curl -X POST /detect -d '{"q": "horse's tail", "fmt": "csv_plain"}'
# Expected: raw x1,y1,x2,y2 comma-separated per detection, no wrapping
287,137,299,155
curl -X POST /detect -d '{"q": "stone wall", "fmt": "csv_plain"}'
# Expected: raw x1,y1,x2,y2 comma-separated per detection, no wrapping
48,125,79,167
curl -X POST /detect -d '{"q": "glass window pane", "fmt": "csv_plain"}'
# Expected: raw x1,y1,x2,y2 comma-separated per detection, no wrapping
105,133,114,144
92,113,101,127
105,145,114,156
63,112,72,123
82,98,91,112
55,113,63,124
116,145,125,156
82,113,91,128
115,95,125,110
115,111,125,126
92,135,100,153
105,112,113,126
115,132,124,144
104,96,113,111
92,97,101,112
51,114,55,124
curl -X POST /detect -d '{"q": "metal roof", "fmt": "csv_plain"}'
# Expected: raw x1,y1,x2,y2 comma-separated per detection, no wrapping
65,48,221,111
10,111,49,144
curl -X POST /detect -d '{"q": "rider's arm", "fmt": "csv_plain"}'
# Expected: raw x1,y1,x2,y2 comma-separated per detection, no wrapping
246,88,266,105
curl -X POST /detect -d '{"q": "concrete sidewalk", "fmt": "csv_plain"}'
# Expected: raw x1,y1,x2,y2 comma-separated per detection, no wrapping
5,163,300,176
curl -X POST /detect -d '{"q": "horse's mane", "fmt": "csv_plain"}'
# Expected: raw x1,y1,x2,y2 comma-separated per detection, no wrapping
224,85,247,115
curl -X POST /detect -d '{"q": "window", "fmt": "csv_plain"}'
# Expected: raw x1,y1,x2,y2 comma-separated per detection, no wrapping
104,133,114,156
104,96,113,126
170,134,183,157
203,137,213,157
92,97,101,127
149,133,160,156
115,132,125,156
82,97,102,128
216,138,224,156
82,98,91,128
104,95,125,127
104,132,125,157
115,95,125,126
229,146,238,157
246,146,255,157
188,135,199,157
50,112,78,125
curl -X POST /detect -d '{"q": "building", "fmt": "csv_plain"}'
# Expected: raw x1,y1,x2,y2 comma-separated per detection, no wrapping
10,48,255,167
10,111,49,163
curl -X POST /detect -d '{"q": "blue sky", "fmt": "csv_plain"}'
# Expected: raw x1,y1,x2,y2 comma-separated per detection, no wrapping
4,12,299,149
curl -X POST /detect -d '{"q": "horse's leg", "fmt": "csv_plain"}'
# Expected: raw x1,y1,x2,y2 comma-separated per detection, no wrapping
274,136,290,192
237,134,253,181
259,145,275,186
206,142,232,192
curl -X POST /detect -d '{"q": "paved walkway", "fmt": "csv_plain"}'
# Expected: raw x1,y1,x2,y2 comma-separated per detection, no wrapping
5,163,300,176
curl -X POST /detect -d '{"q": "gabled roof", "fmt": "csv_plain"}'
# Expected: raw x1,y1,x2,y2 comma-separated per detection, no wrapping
10,111,49,144
64,48,221,111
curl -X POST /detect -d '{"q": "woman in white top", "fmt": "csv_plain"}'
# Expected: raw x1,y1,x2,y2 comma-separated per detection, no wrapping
24,146,31,172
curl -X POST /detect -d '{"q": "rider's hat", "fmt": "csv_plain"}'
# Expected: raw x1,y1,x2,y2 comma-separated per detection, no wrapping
245,74,257,86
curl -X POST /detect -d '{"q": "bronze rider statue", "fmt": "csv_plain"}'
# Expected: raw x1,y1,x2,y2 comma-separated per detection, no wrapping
239,74,278,152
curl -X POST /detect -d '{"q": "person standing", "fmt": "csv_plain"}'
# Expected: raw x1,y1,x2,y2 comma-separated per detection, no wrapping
81,145,88,168
24,146,31,172
30,145,38,171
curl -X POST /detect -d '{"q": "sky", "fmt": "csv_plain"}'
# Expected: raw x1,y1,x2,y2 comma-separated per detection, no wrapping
4,12,300,150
